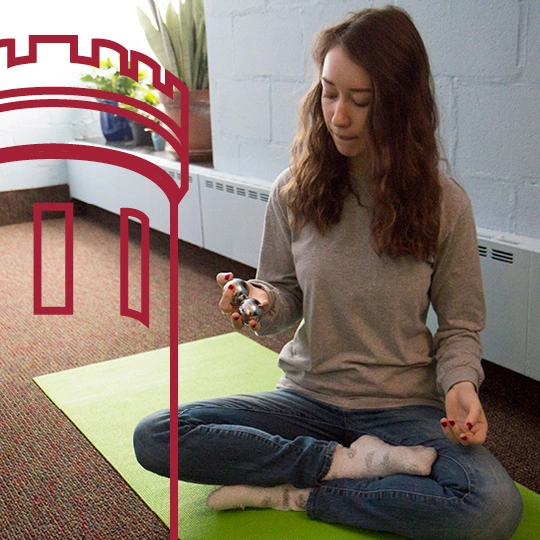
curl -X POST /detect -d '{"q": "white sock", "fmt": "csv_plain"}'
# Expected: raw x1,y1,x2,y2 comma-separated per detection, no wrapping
207,484,311,512
324,435,437,481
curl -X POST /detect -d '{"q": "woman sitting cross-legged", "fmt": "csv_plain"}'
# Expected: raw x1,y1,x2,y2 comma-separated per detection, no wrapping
134,7,523,539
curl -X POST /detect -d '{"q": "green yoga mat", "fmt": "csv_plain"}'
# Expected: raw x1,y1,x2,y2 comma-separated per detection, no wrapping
34,332,539,540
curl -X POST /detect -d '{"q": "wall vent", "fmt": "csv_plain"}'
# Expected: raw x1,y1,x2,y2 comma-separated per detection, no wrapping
492,249,514,264
165,169,181,185
202,176,270,203
479,245,488,257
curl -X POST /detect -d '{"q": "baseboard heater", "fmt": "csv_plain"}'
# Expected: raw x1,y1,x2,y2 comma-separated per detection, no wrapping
475,228,540,381
428,228,540,381
195,168,270,269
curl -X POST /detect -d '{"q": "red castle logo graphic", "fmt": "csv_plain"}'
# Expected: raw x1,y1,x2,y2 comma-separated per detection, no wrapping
0,35,187,539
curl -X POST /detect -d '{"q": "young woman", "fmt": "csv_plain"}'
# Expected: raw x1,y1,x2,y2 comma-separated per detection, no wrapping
134,7,523,539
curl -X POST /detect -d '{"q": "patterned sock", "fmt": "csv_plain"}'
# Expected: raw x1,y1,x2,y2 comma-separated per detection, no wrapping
324,435,437,481
207,484,311,512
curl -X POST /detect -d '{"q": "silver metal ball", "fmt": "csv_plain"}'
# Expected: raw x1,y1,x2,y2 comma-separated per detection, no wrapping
238,298,263,325
224,278,250,306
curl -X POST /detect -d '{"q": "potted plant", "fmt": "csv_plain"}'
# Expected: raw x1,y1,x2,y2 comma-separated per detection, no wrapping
137,0,211,160
80,57,159,146
118,77,161,147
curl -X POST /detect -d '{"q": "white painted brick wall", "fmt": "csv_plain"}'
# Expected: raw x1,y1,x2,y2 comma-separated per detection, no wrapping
271,81,305,144
205,0,540,240
1,2,537,239
213,79,272,141
456,85,540,179
235,11,305,78
517,184,540,238
525,1,540,84
398,0,521,78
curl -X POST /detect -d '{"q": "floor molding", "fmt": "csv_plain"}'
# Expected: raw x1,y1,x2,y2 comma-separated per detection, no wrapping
0,184,71,226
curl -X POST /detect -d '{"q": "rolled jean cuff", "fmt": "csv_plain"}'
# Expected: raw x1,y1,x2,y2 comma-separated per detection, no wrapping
316,440,338,483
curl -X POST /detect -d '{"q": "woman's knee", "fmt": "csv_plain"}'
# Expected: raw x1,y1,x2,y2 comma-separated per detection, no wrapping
474,477,523,540
133,409,171,477
452,471,523,540
432,446,523,540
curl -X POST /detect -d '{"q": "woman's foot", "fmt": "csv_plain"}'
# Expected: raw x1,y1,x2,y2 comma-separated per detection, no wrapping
324,435,437,480
207,484,311,511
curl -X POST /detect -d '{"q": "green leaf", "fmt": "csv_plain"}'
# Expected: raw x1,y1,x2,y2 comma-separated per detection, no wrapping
137,5,177,77
136,0,208,89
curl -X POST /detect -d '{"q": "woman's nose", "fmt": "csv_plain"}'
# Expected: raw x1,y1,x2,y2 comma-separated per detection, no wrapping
332,100,350,127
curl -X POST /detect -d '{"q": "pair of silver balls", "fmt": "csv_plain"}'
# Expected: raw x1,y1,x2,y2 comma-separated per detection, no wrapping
224,278,263,325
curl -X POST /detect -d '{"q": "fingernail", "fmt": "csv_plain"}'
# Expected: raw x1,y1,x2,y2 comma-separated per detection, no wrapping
466,422,473,430
232,313,239,320
441,421,448,428
461,435,468,441
225,273,232,280
228,284,235,290
449,420,456,427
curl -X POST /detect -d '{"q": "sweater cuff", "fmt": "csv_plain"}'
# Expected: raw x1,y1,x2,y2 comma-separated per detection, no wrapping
438,366,483,396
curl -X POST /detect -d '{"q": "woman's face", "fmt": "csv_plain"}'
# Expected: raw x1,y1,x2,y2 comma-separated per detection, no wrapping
321,46,372,164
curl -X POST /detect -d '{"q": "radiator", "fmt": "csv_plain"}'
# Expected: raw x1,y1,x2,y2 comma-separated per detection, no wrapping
476,228,540,380
195,168,270,268
428,228,540,381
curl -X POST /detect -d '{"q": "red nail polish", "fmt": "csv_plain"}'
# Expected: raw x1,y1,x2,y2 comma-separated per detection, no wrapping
228,284,235,290
225,273,232,280
461,435,468,441
441,421,448,428
466,422,473,430
449,420,456,427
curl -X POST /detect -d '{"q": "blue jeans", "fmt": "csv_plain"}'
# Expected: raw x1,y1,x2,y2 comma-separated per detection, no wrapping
133,389,523,540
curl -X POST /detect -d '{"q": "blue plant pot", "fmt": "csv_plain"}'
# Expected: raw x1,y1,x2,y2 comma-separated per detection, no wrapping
151,131,166,151
99,100,133,142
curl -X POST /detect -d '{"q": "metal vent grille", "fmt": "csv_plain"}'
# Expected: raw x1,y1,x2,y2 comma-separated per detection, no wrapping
492,249,514,264
163,168,190,185
202,178,269,202
478,245,488,257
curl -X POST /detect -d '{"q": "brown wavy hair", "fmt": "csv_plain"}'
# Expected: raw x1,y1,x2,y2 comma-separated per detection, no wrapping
282,6,443,260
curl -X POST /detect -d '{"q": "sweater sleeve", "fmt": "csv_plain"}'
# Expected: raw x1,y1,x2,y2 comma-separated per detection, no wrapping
248,170,303,336
431,183,486,395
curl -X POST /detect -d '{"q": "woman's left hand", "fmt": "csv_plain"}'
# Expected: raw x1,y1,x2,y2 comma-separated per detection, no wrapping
441,381,488,446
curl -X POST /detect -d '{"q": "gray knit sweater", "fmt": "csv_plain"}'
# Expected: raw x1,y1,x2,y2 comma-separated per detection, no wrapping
251,169,486,410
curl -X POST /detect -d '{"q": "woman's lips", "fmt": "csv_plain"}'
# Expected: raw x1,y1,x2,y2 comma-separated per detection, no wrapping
334,133,358,141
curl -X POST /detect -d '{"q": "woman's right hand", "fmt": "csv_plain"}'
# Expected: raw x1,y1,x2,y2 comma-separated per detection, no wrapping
216,272,270,332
